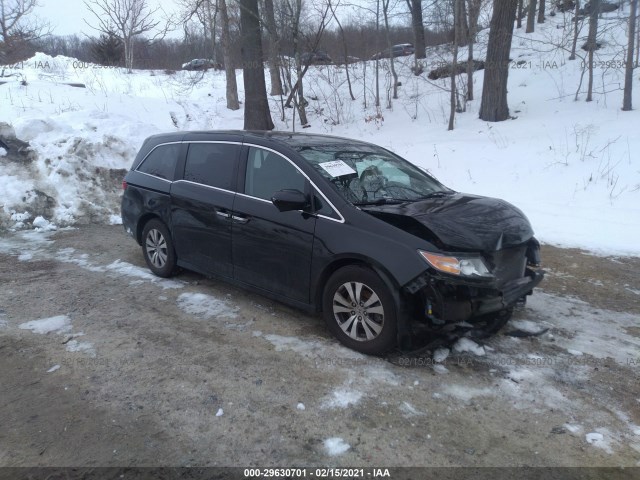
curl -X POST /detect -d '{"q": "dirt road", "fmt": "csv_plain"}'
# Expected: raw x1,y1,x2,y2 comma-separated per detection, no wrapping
1,225,639,468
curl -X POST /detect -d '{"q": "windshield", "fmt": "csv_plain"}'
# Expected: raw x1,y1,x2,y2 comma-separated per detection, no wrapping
295,144,451,205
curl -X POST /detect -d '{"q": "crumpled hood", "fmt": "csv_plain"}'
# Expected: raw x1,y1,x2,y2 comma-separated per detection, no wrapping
363,193,534,252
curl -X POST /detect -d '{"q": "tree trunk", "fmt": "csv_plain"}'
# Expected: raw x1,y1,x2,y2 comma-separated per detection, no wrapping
330,4,356,101
479,0,518,122
407,0,426,59
537,0,545,23
240,0,274,130
291,0,308,126
205,0,217,63
382,0,398,101
526,0,537,33
466,0,480,101
517,0,523,28
622,0,637,111
449,0,460,130
219,0,240,110
586,0,599,102
264,0,283,96
569,0,580,60
375,0,380,107
456,0,470,46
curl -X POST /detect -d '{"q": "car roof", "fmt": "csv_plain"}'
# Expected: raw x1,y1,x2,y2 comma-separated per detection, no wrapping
153,130,379,150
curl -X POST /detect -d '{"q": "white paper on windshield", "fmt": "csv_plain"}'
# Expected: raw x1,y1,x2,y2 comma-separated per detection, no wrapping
319,160,357,178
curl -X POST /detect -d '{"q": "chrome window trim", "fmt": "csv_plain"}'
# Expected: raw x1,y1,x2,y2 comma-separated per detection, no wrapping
173,179,235,194
242,143,345,224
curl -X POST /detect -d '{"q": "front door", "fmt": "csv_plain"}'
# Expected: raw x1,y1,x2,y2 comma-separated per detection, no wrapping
232,146,316,303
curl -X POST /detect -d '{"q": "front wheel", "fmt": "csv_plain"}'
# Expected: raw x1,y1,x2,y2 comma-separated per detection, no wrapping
322,266,397,355
141,219,177,278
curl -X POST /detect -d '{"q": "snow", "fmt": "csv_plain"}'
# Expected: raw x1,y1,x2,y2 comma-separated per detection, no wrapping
586,431,615,454
176,292,239,319
19,315,72,334
453,338,486,356
47,365,60,373
65,339,96,357
526,292,640,365
565,424,582,434
399,401,424,417
1,8,638,255
323,437,350,456
296,403,306,411
322,388,363,409
215,408,224,417
442,385,493,402
32,216,57,231
433,347,450,363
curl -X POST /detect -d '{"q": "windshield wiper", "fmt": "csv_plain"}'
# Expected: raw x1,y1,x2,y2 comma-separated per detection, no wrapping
417,191,455,199
353,198,410,206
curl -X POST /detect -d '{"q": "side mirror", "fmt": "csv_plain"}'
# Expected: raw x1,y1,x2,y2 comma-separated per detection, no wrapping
271,189,310,212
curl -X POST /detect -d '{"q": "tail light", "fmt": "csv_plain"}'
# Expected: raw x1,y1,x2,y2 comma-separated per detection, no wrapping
122,180,127,190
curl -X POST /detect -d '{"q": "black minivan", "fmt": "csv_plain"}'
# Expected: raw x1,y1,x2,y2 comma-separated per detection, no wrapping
121,131,543,355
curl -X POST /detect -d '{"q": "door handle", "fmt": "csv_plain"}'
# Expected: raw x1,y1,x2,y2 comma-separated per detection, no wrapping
231,215,249,224
216,210,231,220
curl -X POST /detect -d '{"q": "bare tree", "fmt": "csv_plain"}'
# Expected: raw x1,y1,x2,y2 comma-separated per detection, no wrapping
449,0,460,130
586,0,599,102
263,0,283,96
537,0,545,23
526,0,537,33
622,0,637,111
516,0,523,28
327,0,355,100
406,0,426,59
568,0,581,60
479,0,518,121
0,0,50,62
382,0,399,103
466,0,481,101
218,0,240,109
240,0,274,130
84,0,169,72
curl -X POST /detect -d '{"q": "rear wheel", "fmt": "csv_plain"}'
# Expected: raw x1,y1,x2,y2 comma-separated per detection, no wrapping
141,219,176,278
322,266,397,355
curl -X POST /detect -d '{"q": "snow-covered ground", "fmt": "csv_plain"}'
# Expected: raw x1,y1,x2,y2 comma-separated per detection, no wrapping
0,7,638,255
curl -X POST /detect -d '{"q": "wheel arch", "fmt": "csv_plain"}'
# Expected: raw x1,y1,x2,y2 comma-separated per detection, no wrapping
136,213,165,245
315,255,415,351
313,255,402,313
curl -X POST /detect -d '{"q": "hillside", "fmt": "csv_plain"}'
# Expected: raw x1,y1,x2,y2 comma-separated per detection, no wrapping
0,7,638,255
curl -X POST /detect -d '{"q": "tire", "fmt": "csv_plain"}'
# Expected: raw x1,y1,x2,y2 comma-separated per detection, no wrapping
322,265,398,355
141,219,177,278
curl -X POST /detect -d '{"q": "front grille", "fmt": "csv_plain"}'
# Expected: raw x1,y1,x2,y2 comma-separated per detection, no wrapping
488,246,527,287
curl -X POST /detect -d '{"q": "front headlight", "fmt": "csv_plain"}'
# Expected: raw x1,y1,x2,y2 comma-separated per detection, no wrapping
419,251,491,277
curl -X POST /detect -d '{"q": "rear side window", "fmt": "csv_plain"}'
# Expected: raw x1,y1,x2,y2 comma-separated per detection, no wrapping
137,143,181,180
184,143,240,190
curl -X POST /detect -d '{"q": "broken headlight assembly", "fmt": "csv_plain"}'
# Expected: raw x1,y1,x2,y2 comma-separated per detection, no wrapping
419,251,492,277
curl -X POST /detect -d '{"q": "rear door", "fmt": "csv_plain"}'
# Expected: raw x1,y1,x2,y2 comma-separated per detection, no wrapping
171,140,241,278
232,146,317,303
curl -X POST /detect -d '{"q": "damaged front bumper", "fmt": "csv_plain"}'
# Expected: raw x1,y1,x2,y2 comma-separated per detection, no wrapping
404,266,544,325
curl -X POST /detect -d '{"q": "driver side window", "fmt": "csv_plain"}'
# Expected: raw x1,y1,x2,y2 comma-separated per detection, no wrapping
245,147,306,201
